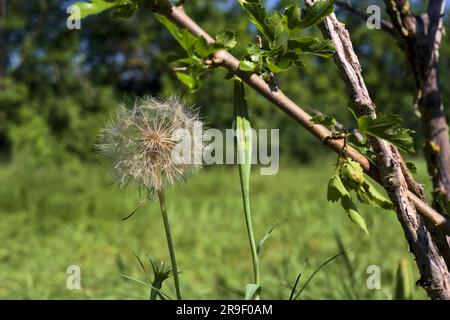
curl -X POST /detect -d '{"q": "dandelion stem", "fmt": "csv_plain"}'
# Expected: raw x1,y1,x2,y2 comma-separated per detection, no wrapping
240,175,260,299
157,188,182,300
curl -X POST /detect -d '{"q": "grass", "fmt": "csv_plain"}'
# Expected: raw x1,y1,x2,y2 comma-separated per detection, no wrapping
0,156,430,299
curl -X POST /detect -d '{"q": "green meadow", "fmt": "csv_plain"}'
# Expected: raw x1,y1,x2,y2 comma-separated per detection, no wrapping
0,157,428,299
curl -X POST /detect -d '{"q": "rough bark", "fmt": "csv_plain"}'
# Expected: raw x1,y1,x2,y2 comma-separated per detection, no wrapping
384,0,450,205
383,0,450,272
313,4,450,299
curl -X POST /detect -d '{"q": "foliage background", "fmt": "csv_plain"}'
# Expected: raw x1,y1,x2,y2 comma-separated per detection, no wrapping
0,0,448,299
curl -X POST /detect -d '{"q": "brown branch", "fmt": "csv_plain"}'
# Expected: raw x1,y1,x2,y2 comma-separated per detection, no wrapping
151,2,450,298
335,0,395,36
147,4,450,238
312,2,450,298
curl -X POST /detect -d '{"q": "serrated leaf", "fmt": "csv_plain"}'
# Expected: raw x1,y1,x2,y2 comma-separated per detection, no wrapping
341,196,369,234
300,0,335,29
71,0,129,19
288,37,335,58
357,113,415,153
327,174,349,202
245,283,261,300
283,5,302,34
283,1,335,33
388,128,415,153
215,30,237,50
265,11,286,44
311,114,337,127
239,0,275,41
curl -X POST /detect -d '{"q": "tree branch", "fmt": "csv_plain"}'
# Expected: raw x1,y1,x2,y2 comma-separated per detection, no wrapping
427,0,445,58
148,3,450,238
335,0,395,36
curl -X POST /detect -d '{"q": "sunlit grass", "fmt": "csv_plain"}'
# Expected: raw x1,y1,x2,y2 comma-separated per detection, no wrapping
0,157,429,299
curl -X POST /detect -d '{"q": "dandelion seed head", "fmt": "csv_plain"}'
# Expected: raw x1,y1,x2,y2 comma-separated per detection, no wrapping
97,96,205,192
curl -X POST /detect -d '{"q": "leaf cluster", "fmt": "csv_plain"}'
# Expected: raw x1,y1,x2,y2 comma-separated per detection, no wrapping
238,0,335,81
327,158,393,234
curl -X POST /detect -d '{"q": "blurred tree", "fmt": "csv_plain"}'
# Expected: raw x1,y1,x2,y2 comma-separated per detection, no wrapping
0,0,449,164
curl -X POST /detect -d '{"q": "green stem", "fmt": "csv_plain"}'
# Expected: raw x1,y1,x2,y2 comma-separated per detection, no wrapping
149,280,161,300
239,169,260,299
157,188,182,300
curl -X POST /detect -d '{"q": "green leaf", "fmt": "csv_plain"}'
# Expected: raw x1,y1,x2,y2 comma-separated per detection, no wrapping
257,227,273,255
357,113,415,153
265,11,286,44
239,60,257,72
336,158,393,210
311,114,337,127
283,5,302,34
283,1,335,33
175,73,198,91
289,260,308,300
356,183,393,210
266,56,292,73
238,0,274,41
194,37,216,58
300,0,335,29
194,30,237,58
155,14,198,55
245,283,261,300
120,274,174,300
71,0,129,19
327,174,349,202
347,134,370,156
287,37,335,59
215,30,237,50
338,159,365,191
341,196,369,234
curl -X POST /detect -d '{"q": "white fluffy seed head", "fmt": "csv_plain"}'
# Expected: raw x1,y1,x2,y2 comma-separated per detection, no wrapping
97,96,205,192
